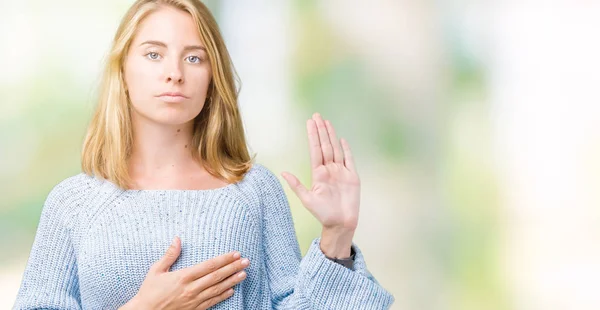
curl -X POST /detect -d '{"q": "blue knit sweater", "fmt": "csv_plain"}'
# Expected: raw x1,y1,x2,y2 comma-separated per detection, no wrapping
13,163,395,309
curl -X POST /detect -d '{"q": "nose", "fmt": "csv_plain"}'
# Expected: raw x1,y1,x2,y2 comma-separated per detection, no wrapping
167,71,183,84
164,61,184,84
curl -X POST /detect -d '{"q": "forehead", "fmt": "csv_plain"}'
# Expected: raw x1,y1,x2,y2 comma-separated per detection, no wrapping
132,6,203,47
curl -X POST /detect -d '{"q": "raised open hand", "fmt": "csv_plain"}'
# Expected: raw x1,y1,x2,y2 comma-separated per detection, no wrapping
281,113,360,257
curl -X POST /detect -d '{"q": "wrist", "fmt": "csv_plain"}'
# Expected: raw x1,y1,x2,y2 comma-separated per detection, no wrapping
325,246,356,269
320,227,355,258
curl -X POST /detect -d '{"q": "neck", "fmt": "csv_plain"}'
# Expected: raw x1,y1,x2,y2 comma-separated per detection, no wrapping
128,113,199,180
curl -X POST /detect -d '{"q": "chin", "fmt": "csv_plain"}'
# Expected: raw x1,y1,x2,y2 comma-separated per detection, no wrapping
131,101,203,126
152,113,198,126
132,109,198,127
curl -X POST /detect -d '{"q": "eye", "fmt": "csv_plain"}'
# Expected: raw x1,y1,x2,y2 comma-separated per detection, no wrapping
186,55,202,64
145,52,161,60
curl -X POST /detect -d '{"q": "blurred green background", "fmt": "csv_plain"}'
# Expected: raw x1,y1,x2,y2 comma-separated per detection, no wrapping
3,1,600,310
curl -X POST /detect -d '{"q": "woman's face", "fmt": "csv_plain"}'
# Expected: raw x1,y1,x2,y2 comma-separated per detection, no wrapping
123,6,212,126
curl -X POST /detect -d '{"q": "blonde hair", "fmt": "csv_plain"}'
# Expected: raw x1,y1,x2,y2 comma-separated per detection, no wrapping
82,0,255,189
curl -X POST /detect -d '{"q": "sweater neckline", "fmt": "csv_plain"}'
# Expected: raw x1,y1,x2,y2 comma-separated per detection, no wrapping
120,165,258,194
98,163,259,195
124,181,237,194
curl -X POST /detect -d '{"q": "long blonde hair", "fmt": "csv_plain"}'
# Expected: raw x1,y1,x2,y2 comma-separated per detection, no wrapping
82,0,255,189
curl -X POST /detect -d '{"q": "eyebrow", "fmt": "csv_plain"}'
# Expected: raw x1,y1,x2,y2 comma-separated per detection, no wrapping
139,40,206,52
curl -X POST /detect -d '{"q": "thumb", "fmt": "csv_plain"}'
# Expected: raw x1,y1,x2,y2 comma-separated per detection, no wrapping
281,172,310,203
153,236,181,273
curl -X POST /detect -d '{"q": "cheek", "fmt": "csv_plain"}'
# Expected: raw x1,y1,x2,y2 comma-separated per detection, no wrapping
187,69,212,95
125,58,155,99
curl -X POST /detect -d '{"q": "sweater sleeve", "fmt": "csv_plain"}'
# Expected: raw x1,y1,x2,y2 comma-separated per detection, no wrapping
13,177,84,310
257,165,396,310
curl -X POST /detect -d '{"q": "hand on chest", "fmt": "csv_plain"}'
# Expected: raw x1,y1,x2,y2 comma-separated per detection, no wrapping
76,192,261,295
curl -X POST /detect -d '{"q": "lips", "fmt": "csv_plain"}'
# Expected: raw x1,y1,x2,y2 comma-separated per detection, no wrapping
158,92,187,97
156,92,188,103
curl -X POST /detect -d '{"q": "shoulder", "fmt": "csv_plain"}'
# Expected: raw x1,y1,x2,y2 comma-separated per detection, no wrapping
242,163,289,204
42,172,98,219
245,163,282,190
229,162,285,200
247,162,277,180
46,172,96,200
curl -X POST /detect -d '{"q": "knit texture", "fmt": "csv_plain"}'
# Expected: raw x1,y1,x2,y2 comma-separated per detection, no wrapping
13,163,395,309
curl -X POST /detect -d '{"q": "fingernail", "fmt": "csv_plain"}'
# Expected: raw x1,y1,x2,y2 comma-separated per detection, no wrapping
241,258,249,266
172,236,178,245
233,251,240,259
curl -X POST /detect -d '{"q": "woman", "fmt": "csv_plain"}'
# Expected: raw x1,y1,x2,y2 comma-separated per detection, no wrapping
13,0,395,309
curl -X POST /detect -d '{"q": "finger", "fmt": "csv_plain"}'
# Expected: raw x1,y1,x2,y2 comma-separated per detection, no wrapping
188,257,249,295
151,236,181,273
195,288,235,310
281,171,310,204
194,269,247,306
313,113,333,164
184,250,241,281
307,119,322,169
341,138,357,173
324,119,343,164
